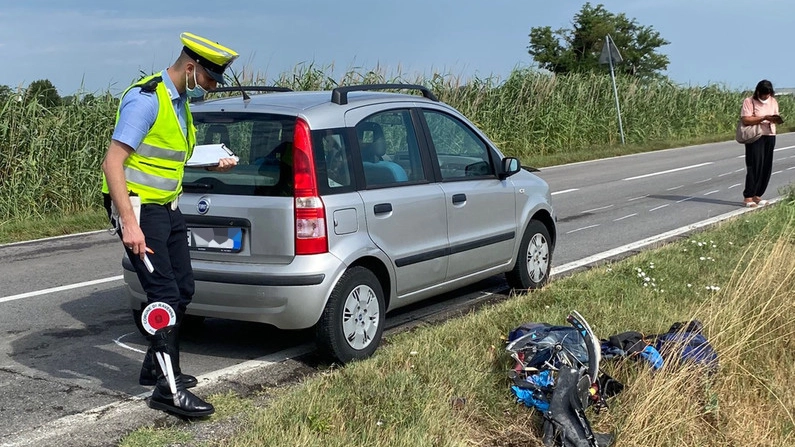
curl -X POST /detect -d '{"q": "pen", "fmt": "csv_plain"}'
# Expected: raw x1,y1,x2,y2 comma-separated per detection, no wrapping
145,247,154,254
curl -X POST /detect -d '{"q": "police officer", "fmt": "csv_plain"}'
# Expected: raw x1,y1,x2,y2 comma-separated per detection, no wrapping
101,32,238,417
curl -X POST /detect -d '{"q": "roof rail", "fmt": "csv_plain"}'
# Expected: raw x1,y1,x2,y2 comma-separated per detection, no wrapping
209,86,293,94
331,84,438,105
190,86,293,103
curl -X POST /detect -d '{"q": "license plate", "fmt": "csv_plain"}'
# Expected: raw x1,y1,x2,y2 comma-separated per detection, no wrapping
187,227,243,253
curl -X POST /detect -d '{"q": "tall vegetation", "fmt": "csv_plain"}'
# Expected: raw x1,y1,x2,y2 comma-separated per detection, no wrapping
0,91,116,220
1,66,783,223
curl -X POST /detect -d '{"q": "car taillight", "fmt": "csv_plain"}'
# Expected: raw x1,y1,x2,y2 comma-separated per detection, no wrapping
293,118,328,255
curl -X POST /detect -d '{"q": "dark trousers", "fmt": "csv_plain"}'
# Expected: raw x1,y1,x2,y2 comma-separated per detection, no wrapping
104,195,194,315
743,135,776,199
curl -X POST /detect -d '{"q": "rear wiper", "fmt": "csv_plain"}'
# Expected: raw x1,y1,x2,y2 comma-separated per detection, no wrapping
183,183,213,191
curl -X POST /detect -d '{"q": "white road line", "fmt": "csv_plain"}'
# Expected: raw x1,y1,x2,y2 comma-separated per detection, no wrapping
717,172,733,177
614,213,637,221
774,145,795,151
772,170,782,175
566,224,600,234
113,333,146,355
627,194,648,201
0,230,108,249
551,196,781,276
0,276,123,304
695,178,712,184
728,183,741,189
787,166,795,171
703,190,720,196
582,204,614,213
623,162,713,181
677,197,694,203
666,185,684,191
649,204,669,212
734,168,744,173
552,188,579,195
0,344,314,447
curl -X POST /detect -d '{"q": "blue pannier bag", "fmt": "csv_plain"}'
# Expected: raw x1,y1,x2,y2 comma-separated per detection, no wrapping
654,320,718,373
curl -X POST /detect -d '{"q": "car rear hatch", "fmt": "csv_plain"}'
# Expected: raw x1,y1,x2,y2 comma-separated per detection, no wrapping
182,111,297,265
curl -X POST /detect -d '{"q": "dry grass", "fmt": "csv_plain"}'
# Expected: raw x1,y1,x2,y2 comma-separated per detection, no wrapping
604,219,795,446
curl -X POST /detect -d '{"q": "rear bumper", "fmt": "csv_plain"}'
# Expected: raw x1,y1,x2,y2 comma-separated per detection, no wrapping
123,254,345,329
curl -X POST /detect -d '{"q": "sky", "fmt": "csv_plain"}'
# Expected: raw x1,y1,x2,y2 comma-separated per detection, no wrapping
0,0,792,96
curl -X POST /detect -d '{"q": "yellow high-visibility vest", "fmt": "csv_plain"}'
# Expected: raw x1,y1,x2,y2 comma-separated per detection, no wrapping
102,74,196,205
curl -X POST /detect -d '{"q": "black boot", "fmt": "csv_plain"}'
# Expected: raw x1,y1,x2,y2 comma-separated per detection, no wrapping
146,326,214,417
139,330,198,388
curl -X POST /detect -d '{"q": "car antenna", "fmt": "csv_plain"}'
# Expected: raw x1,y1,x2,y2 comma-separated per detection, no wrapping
229,69,250,102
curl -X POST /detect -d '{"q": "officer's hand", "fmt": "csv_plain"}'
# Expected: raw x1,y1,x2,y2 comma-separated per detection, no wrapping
121,221,148,260
208,157,238,172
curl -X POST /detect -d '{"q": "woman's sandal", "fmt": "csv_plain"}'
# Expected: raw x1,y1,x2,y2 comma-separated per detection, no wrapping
744,200,758,208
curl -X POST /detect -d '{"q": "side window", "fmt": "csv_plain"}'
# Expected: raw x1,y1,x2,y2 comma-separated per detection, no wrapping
355,110,425,188
318,130,351,189
422,109,495,180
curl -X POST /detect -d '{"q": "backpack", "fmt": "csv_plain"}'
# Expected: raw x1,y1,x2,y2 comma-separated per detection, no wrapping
653,320,718,373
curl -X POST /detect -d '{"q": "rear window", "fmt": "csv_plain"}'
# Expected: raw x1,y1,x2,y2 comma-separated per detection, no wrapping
183,112,296,197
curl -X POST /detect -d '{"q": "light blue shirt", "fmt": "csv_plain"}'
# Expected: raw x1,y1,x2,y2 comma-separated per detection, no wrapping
111,69,188,151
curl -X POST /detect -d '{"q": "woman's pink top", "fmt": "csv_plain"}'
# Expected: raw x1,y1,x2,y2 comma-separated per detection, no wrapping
741,96,779,135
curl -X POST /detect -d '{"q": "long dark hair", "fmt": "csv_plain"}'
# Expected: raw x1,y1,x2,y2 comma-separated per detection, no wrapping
753,80,775,101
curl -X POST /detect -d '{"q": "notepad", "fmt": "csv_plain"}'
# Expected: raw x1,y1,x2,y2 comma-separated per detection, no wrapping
186,143,239,167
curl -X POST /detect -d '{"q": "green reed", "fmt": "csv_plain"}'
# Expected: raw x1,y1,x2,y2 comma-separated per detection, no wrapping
2,66,775,223
0,92,117,221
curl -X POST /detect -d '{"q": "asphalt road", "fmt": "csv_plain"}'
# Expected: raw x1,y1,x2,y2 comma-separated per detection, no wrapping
1,135,793,446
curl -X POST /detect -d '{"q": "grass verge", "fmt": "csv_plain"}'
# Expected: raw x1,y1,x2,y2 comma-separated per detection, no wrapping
0,207,107,245
119,199,795,446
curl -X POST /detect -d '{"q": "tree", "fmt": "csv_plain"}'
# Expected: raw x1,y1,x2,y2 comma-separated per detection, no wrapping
527,3,669,78
25,79,62,108
0,84,12,102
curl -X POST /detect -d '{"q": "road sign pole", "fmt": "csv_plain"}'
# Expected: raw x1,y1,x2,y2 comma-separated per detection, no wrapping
606,35,625,145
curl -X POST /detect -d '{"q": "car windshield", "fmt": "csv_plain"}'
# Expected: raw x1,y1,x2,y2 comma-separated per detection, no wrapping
183,112,296,197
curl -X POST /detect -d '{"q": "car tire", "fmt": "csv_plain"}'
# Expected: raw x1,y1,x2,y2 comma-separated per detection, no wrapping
315,266,385,364
506,219,553,291
180,314,206,334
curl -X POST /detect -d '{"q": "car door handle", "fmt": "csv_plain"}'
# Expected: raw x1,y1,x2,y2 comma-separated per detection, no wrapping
373,203,393,215
452,193,467,205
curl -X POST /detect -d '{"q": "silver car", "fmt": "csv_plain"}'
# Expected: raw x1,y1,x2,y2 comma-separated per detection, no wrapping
123,84,556,363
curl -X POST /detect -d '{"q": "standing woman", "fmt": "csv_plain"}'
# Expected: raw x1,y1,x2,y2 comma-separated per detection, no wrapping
740,79,783,207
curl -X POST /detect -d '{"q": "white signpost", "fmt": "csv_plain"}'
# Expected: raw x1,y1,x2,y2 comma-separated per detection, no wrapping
599,34,625,144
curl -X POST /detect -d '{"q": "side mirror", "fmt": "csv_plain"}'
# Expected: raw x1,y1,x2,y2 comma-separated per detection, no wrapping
499,157,521,179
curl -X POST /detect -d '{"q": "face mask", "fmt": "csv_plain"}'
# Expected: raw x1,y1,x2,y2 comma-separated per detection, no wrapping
185,69,206,98
759,98,769,104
